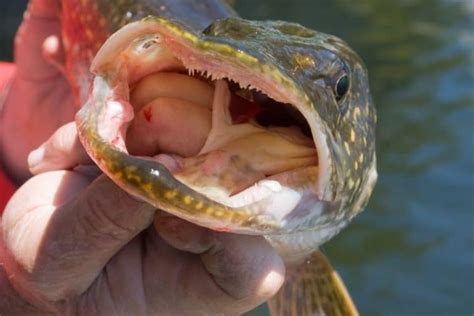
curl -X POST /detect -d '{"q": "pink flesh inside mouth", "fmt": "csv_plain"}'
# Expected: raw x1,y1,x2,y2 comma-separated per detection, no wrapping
91,22,326,224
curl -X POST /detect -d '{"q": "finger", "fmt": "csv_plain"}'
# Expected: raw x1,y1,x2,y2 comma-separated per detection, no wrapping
155,216,285,313
29,0,60,18
28,122,92,174
2,173,156,301
73,165,103,182
201,233,285,312
15,0,62,80
154,214,213,253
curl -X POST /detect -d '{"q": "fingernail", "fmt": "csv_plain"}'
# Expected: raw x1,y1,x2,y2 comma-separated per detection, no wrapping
28,146,45,169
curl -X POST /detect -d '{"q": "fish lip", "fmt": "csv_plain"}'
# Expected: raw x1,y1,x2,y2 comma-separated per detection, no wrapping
91,17,334,203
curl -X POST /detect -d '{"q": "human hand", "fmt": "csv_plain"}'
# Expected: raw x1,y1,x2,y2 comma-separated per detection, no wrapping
0,123,285,315
1,0,75,183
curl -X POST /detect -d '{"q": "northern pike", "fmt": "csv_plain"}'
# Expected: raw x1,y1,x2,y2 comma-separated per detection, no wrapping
60,0,378,315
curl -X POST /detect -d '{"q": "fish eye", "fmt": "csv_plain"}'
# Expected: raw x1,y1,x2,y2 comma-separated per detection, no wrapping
335,75,349,101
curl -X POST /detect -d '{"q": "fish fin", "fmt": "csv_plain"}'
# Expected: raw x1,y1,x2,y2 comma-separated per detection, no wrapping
268,251,358,316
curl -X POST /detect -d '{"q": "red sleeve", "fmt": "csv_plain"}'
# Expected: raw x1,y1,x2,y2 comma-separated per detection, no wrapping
0,62,17,212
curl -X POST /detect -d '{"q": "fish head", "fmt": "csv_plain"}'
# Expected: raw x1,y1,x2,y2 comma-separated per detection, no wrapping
81,16,377,241
201,17,378,223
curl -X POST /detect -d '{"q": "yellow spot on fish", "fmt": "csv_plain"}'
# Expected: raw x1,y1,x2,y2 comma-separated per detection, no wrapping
358,154,364,163
124,165,138,173
206,207,214,214
215,210,224,217
141,183,153,194
293,53,316,69
126,173,142,183
354,161,359,170
354,107,361,118
195,201,204,210
304,94,311,104
350,129,356,142
183,195,193,205
348,178,355,189
165,190,177,199
344,141,351,155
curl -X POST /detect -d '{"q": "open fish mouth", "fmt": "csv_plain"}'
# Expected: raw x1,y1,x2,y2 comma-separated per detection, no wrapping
77,17,333,234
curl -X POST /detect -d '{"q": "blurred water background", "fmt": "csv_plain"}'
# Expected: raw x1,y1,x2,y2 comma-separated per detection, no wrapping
1,0,473,315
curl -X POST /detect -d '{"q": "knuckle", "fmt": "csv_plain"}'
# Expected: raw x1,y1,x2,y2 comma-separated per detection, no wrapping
75,179,154,243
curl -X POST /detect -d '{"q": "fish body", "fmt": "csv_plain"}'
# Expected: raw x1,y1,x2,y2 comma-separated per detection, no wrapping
60,1,377,315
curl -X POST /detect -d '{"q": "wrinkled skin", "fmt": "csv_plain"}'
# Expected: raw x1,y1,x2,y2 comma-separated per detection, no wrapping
2,166,284,315
0,1,285,314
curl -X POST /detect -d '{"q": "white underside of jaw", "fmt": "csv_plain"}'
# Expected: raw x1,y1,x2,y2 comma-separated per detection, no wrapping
224,180,303,221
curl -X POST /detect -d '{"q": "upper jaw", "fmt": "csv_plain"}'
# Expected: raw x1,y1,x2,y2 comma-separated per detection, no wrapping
88,17,335,232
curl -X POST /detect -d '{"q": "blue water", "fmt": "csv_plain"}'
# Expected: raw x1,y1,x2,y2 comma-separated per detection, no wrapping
1,1,473,315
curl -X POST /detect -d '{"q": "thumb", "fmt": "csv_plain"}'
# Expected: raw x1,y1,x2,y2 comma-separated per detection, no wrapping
155,216,285,311
28,121,92,174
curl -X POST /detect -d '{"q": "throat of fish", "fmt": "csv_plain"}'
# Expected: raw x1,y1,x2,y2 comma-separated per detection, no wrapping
125,73,318,205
